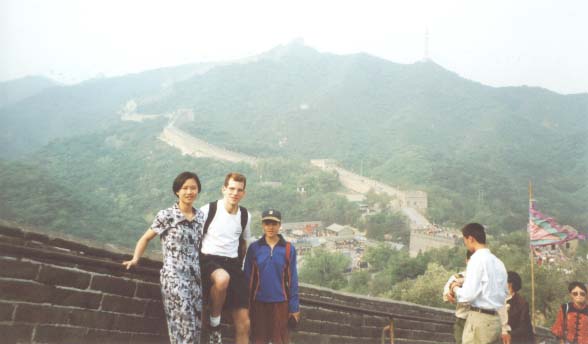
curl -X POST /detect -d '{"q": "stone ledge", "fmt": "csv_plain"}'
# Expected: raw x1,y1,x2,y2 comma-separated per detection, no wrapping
1,226,557,344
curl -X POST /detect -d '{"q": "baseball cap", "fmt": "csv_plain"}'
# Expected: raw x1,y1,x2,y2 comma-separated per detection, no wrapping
261,209,281,222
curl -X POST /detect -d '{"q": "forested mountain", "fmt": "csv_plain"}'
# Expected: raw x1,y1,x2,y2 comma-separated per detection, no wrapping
0,63,215,158
0,76,57,108
138,42,588,230
0,119,362,246
0,41,586,245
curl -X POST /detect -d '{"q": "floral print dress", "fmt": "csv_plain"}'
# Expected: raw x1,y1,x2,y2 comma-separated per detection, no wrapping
151,203,205,344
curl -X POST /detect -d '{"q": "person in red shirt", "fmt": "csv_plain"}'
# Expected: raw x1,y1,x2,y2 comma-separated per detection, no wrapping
551,281,588,344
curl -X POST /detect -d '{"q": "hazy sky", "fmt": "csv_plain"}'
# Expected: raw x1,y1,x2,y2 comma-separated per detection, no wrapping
1,0,587,94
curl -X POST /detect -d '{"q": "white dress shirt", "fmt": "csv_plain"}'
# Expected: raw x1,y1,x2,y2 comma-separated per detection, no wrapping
455,248,508,310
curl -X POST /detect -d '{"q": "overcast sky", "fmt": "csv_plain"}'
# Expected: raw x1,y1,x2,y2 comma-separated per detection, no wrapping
1,0,587,94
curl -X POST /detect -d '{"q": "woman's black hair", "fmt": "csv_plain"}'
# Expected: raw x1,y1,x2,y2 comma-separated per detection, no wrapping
172,171,201,197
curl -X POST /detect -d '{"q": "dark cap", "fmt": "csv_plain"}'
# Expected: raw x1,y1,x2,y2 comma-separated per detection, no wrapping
261,209,281,222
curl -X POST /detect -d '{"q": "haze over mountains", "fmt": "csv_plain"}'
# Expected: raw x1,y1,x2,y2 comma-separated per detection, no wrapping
0,41,586,245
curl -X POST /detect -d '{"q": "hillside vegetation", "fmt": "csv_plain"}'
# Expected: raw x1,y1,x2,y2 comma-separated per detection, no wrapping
0,41,585,240
140,42,587,231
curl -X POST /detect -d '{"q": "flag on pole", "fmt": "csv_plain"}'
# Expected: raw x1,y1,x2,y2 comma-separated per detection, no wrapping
528,200,585,247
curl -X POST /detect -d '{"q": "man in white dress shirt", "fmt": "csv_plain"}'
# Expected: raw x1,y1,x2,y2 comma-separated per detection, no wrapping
449,223,509,344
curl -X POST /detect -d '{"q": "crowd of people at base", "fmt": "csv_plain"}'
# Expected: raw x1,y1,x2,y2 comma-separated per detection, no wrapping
122,171,299,344
443,223,588,344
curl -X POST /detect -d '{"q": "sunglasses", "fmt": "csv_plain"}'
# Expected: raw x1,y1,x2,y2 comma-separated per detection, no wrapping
572,291,586,297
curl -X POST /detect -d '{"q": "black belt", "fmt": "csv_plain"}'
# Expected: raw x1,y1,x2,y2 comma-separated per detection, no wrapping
470,306,497,316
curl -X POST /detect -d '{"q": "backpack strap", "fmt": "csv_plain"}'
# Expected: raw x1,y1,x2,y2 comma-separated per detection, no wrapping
238,206,248,264
283,242,292,300
239,206,248,231
199,201,217,252
285,242,291,268
203,201,218,236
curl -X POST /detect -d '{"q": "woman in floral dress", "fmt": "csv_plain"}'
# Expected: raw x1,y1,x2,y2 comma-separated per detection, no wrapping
123,171,205,344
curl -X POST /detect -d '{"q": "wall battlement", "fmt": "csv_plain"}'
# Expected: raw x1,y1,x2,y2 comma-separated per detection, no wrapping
0,225,553,343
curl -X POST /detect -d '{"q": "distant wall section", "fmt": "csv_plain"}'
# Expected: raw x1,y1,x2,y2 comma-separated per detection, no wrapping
409,231,457,257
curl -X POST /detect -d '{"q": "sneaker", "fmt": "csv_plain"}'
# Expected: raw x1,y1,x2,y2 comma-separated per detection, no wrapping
209,325,222,344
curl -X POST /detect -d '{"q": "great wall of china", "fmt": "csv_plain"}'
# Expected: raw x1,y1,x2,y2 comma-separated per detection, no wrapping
0,104,556,343
0,225,554,343
147,108,455,257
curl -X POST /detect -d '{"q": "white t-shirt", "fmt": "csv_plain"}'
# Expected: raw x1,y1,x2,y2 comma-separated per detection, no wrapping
200,200,251,258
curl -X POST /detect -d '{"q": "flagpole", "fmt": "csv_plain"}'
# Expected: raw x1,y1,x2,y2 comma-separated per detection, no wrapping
529,180,535,327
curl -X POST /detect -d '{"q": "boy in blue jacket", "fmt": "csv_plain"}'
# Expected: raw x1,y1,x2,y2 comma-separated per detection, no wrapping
244,209,300,344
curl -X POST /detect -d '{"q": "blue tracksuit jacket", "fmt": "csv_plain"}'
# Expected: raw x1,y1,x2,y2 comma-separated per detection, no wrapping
244,234,299,313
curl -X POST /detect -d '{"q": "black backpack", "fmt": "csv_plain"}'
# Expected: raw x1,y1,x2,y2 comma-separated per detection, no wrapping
201,201,249,264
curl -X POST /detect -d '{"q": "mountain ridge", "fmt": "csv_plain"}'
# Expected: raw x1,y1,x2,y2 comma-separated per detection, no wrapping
0,42,585,234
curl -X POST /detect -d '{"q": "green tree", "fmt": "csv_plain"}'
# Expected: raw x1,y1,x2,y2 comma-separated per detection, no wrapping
387,262,453,309
299,248,350,290
347,270,371,295
368,250,428,296
362,211,409,242
363,244,394,271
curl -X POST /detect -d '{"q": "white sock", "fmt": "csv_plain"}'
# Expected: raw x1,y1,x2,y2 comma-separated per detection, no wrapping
210,315,221,327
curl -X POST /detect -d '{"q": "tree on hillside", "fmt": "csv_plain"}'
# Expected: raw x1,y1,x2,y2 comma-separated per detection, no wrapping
365,188,392,210
299,248,350,290
362,211,409,242
368,249,428,296
363,244,395,271
347,270,371,295
387,262,453,309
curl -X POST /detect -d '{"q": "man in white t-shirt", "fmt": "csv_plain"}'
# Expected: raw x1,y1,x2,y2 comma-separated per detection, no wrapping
200,172,251,344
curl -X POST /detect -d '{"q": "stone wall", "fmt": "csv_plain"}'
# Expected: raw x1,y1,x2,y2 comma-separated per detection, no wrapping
0,225,555,343
409,231,457,257
0,225,167,343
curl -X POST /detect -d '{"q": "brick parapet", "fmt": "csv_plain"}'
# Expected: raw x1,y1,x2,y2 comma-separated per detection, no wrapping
1,225,556,343
1,225,167,344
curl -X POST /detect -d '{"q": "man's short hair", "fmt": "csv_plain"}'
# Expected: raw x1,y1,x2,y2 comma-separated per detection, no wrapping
508,271,522,292
224,172,246,189
461,223,486,244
